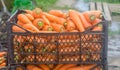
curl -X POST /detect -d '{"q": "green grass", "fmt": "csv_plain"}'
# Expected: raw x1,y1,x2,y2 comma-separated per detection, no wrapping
35,0,58,11
108,29,120,36
108,25,120,36
84,0,120,3
50,5,76,10
112,12,120,16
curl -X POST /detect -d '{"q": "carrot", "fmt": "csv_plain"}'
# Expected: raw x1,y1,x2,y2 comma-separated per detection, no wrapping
53,64,64,70
0,58,6,64
0,62,6,66
16,67,23,70
17,14,32,24
71,10,92,29
91,54,100,61
0,52,6,57
49,10,66,18
33,18,44,30
32,8,43,18
66,18,76,31
51,23,65,32
25,10,33,16
43,25,53,31
26,55,35,62
48,64,55,69
92,24,102,31
38,64,50,70
79,13,92,29
90,11,102,19
24,44,34,52
38,31,56,33
58,64,76,70
44,12,66,26
70,30,79,32
69,10,85,32
82,11,96,23
17,20,24,26
23,23,39,32
81,54,89,61
67,64,96,70
27,65,42,70
12,26,25,32
92,18,102,25
42,15,50,25
25,14,34,21
0,66,6,69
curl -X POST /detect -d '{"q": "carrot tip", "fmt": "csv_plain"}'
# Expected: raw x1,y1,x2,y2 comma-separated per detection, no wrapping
64,22,67,26
98,24,103,27
48,27,53,31
90,15,96,21
60,28,64,32
38,22,43,27
99,14,103,19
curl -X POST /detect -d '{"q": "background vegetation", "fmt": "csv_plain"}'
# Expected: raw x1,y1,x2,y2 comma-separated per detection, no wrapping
0,0,120,13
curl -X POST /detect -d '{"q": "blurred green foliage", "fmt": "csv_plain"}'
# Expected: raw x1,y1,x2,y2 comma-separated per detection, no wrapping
0,0,14,11
11,0,34,13
35,0,57,11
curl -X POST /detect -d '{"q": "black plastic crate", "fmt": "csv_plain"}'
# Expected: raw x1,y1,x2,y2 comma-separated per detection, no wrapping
6,10,108,70
0,13,8,51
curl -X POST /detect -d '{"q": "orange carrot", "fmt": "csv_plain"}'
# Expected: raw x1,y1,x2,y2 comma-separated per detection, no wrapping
43,25,53,31
67,64,96,70
12,26,25,32
78,12,92,29
92,24,102,31
25,10,33,16
16,67,23,70
25,14,34,21
70,30,79,32
0,52,6,57
49,10,66,18
71,10,92,29
17,20,24,26
53,64,64,70
0,62,6,66
33,18,44,30
58,64,76,70
38,64,50,70
82,11,96,23
90,11,102,19
51,23,65,32
42,15,50,25
69,10,85,32
27,65,42,70
44,12,66,26
92,18,102,25
66,18,76,31
17,14,32,24
0,58,6,64
23,24,39,32
32,8,43,18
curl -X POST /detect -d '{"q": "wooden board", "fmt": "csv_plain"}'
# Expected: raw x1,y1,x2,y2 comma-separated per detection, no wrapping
96,2,103,12
90,2,96,10
103,3,112,22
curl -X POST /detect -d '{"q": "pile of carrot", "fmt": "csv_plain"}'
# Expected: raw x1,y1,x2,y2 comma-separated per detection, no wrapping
16,64,101,70
13,8,103,33
0,51,6,69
